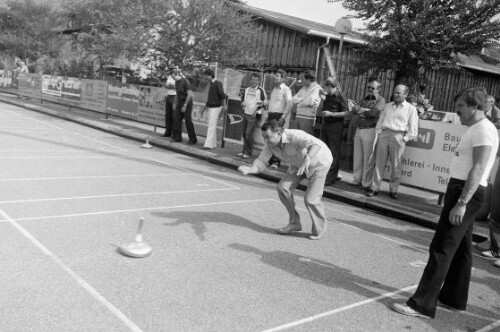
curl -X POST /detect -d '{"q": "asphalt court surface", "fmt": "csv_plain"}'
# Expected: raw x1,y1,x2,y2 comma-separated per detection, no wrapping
0,102,499,332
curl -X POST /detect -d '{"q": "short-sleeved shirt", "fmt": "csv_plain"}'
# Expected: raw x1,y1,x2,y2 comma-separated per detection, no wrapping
255,129,333,178
450,118,499,186
242,86,266,115
175,77,191,100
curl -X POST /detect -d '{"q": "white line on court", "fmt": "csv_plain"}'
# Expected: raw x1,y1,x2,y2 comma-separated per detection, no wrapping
0,156,116,159
476,319,500,332
0,173,189,181
261,285,418,332
0,187,238,204
0,149,123,152
0,199,275,223
2,107,127,151
0,127,62,131
146,157,240,190
0,207,144,332
3,108,64,130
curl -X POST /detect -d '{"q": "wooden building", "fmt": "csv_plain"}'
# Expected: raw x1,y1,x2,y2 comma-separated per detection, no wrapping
233,2,500,112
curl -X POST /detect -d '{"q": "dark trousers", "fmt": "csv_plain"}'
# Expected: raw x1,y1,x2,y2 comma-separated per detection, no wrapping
407,178,485,318
320,121,343,183
267,112,283,165
172,98,196,142
164,95,176,136
489,163,500,252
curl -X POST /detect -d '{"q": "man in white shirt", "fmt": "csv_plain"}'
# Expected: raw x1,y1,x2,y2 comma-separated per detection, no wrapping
392,86,499,319
367,85,418,199
292,70,323,135
238,73,266,158
266,69,293,169
238,119,333,240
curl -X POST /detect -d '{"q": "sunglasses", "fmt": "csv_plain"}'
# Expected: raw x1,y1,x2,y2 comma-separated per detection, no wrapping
367,86,377,91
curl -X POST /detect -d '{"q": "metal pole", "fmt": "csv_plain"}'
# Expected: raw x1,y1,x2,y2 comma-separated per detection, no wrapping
336,33,346,77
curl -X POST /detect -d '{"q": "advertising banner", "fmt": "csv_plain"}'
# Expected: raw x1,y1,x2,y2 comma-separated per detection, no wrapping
383,120,467,193
41,76,81,106
17,73,42,99
223,99,244,144
136,85,169,126
81,79,108,113
106,82,139,120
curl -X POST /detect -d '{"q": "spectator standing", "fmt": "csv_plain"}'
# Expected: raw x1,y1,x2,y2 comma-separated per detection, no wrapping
319,77,349,186
351,79,386,190
203,68,227,149
292,70,323,135
266,69,293,169
171,69,197,144
163,68,177,137
484,95,500,128
367,85,418,199
392,87,499,318
238,120,333,240
238,73,266,158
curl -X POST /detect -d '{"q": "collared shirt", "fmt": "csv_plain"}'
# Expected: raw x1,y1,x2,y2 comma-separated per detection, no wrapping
254,129,333,178
268,83,293,116
376,100,418,141
242,86,266,115
293,82,323,118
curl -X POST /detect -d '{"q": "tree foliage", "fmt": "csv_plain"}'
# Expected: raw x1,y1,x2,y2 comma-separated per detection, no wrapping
62,0,262,74
0,0,64,61
337,0,500,90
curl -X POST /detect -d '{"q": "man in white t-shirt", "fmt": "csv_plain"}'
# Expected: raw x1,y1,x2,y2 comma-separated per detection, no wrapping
392,87,499,319
238,73,266,159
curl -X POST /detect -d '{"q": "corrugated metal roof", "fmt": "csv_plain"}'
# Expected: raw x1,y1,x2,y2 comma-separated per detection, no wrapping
231,2,365,45
457,53,500,76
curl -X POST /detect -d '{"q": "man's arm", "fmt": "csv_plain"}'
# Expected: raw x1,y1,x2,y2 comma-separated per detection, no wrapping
403,105,419,142
280,87,293,125
449,145,493,225
238,145,273,175
297,143,321,176
363,97,386,119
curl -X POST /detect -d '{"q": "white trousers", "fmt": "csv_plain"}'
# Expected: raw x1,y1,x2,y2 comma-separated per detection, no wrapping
204,107,222,148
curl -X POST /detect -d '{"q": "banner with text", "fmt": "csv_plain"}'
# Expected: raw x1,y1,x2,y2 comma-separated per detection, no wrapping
18,73,42,99
81,79,108,113
106,82,139,120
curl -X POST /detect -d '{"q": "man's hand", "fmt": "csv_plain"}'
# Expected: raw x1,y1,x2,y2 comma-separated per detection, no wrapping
449,204,466,226
278,118,286,127
297,155,310,176
181,105,187,113
322,111,335,117
238,165,252,175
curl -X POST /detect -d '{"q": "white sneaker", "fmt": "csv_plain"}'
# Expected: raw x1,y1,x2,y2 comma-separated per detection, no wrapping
391,303,430,318
494,259,500,268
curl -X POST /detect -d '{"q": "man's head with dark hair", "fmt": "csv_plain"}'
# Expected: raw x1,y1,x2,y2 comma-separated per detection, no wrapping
273,69,287,87
261,119,284,147
453,87,488,110
250,73,260,88
250,72,261,81
204,68,215,79
303,69,316,82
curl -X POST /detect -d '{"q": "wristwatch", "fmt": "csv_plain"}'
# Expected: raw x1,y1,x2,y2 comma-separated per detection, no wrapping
457,199,467,206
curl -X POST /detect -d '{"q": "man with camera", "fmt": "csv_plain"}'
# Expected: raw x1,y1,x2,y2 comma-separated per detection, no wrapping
238,73,267,159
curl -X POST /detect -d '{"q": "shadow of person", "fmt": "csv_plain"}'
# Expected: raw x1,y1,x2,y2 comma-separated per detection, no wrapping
228,242,396,296
153,211,277,241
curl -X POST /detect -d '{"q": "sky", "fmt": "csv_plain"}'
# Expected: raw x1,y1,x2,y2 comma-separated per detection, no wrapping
243,0,365,30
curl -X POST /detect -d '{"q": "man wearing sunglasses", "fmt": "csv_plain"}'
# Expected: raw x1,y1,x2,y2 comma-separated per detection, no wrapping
351,79,386,191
